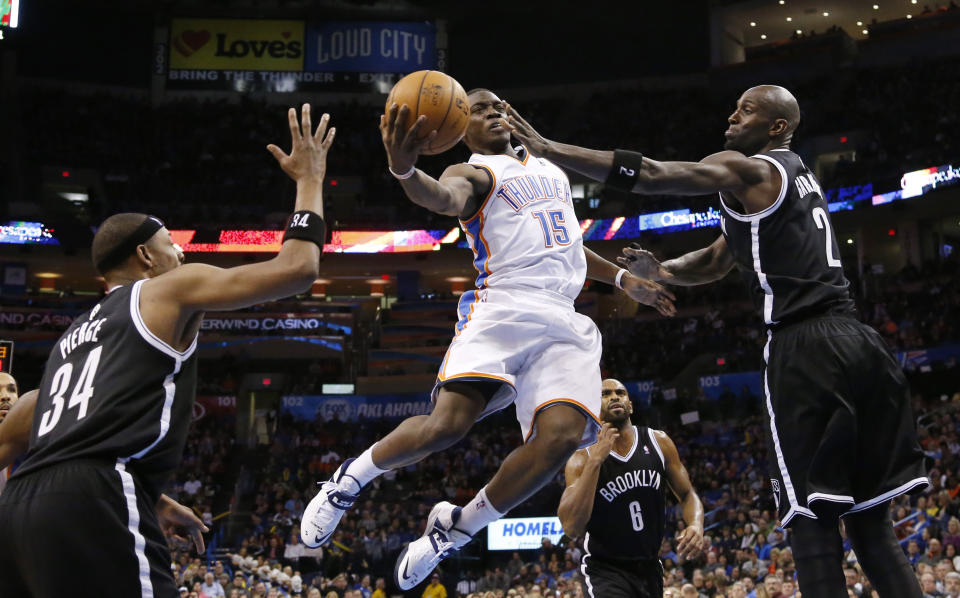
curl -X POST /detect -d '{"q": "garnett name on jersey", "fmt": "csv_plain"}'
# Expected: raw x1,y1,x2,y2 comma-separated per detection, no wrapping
598,468,662,503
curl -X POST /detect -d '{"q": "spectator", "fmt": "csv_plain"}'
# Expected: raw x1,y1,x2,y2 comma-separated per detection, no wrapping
422,574,448,598
201,572,226,598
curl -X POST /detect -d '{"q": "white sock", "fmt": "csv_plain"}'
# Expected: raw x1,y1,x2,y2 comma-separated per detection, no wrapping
338,444,389,494
457,487,504,536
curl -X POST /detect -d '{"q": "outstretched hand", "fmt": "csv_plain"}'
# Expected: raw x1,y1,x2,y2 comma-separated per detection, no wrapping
379,103,438,175
504,103,552,157
621,274,677,317
267,104,336,183
157,494,209,554
618,243,674,282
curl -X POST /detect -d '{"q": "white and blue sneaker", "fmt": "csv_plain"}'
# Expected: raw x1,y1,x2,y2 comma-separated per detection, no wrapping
394,501,472,590
300,458,360,548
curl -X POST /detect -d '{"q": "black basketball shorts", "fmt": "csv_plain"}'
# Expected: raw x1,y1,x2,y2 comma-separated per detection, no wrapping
0,459,178,597
581,555,663,598
762,315,928,527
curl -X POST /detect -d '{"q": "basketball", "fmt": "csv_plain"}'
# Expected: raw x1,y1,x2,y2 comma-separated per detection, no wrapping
385,70,470,155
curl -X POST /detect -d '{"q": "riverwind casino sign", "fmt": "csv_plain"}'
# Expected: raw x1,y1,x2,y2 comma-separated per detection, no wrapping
163,18,440,91
0,309,349,337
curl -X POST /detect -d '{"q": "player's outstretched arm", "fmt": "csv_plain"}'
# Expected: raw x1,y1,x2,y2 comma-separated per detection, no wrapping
557,423,619,539
653,430,705,559
379,103,488,218
144,105,333,313
157,494,209,554
506,105,772,200
0,390,37,470
618,236,735,287
584,247,676,316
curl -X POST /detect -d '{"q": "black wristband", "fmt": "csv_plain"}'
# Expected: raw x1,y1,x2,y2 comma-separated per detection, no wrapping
283,211,326,249
605,149,644,192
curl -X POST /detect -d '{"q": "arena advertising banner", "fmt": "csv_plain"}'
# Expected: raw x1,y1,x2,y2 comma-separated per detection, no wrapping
165,19,438,92
200,313,352,335
282,394,433,422
168,19,305,72
487,517,565,551
193,395,237,421
304,21,436,73
698,371,764,400
0,221,59,246
0,308,77,331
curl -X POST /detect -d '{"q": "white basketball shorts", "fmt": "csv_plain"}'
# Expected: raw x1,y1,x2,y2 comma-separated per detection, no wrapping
431,287,602,447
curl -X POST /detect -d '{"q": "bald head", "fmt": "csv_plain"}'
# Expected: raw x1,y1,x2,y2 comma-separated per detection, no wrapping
746,85,800,133
724,85,800,154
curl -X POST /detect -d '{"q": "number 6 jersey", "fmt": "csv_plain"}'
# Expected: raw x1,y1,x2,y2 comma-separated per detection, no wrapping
718,149,855,327
463,146,586,301
584,425,667,562
14,279,198,501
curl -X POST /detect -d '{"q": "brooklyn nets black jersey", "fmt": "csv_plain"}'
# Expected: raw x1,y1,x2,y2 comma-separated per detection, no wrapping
15,279,198,500
719,149,855,326
585,426,666,561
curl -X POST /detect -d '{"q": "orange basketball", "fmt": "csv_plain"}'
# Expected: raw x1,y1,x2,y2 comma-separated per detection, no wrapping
385,70,470,155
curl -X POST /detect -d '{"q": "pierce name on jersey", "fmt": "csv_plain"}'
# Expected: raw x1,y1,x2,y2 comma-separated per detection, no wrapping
58,312,107,359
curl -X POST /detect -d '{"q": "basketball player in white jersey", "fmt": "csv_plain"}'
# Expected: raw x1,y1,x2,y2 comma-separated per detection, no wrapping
301,89,676,589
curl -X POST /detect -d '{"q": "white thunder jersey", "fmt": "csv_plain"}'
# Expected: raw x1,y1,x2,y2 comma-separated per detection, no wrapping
461,147,586,300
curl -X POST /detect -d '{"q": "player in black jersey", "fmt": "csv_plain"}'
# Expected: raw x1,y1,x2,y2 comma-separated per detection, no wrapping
558,378,704,598
507,86,927,597
0,105,334,598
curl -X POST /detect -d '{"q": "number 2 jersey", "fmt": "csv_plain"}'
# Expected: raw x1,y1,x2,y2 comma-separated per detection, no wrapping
14,279,198,501
585,426,666,562
718,149,855,327
462,147,586,301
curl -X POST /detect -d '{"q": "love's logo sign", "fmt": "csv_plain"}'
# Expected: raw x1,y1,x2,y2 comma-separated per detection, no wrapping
173,30,212,57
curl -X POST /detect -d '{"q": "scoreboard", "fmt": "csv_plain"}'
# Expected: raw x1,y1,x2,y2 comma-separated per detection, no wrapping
0,340,12,374
0,0,19,29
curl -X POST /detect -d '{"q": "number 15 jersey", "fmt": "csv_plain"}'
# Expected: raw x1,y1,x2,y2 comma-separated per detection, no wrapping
14,279,198,500
463,147,586,301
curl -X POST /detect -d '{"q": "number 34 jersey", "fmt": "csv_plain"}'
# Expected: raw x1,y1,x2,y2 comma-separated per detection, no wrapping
718,149,855,327
585,426,667,562
462,147,586,301
14,279,198,500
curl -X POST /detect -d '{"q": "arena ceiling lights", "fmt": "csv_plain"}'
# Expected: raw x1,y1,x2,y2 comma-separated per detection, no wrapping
718,0,918,45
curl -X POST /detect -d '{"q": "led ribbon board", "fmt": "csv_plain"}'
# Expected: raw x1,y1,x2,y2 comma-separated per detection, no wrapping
0,221,59,245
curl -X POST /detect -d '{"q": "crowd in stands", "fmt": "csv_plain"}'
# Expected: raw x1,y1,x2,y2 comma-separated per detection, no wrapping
146,256,959,597
12,53,960,231
600,254,960,383
7,47,960,593
157,377,960,598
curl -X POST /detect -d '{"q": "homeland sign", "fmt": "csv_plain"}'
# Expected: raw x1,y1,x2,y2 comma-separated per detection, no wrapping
487,517,565,551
